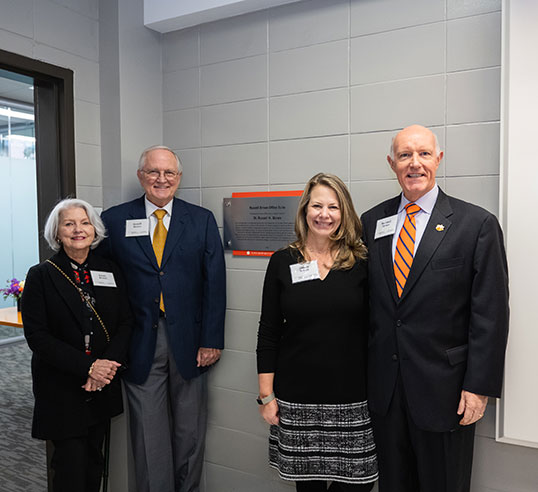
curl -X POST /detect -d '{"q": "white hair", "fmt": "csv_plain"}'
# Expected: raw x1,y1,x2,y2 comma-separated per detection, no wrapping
44,198,107,252
138,145,183,174
389,130,441,159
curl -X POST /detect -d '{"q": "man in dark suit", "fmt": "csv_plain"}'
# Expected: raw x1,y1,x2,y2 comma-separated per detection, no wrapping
100,145,226,492
361,125,509,492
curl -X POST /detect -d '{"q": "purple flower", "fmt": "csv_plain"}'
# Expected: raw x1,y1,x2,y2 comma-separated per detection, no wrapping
1,278,25,300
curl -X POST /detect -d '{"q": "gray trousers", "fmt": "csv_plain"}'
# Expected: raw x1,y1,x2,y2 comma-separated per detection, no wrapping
125,318,208,492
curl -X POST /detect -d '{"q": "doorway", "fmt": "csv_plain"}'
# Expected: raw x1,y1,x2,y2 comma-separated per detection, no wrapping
0,70,39,341
0,49,75,342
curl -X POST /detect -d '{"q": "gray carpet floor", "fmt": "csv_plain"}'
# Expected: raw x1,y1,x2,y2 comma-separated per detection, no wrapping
0,340,47,491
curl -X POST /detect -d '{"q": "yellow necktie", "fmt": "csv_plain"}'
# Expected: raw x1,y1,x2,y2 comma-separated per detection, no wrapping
394,203,421,297
153,209,167,311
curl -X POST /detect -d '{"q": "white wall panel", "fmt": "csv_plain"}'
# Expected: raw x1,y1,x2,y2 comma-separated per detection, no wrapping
270,135,348,184
202,99,267,146
201,55,267,105
447,68,501,124
270,88,348,140
351,76,445,133
497,0,538,451
351,23,445,85
163,68,200,110
448,0,502,19
270,40,348,96
447,12,502,72
269,0,348,52
351,0,444,36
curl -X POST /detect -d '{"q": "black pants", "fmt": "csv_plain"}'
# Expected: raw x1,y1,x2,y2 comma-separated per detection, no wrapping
296,480,374,492
371,375,475,492
51,420,108,492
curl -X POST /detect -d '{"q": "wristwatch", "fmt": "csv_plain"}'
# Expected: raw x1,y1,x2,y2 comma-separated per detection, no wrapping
256,392,275,405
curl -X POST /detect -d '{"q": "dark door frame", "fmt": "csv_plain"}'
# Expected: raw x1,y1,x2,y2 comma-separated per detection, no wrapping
0,48,75,260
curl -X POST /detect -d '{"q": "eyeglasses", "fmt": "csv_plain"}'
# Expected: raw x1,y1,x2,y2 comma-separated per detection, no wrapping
141,169,180,180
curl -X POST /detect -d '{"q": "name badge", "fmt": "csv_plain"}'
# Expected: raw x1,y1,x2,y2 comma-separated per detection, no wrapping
374,214,398,239
90,270,117,288
125,218,149,237
290,260,320,284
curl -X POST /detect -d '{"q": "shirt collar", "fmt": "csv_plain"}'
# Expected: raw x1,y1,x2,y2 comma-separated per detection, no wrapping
144,196,173,219
398,184,439,215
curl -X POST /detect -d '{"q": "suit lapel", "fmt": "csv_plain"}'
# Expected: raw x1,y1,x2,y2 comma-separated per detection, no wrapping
378,196,401,304
129,197,160,270
399,190,453,302
46,252,85,328
161,198,189,268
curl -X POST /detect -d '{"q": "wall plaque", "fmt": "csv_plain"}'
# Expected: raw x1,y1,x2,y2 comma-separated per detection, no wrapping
223,191,302,256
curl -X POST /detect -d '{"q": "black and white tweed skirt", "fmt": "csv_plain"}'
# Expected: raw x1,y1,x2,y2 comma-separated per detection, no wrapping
269,399,378,483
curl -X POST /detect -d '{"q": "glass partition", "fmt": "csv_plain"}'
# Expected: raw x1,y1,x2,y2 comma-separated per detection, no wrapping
0,70,38,340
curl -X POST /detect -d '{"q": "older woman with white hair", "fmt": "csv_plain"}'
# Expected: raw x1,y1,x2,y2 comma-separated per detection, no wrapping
21,198,132,492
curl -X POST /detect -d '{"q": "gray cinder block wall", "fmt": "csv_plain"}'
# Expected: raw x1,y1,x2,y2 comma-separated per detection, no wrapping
160,1,538,491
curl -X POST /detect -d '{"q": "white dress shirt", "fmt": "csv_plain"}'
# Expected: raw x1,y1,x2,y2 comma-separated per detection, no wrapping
391,185,439,260
144,197,173,243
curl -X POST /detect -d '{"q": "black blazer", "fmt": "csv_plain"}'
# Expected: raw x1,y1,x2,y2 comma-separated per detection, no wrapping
21,249,132,440
361,189,509,432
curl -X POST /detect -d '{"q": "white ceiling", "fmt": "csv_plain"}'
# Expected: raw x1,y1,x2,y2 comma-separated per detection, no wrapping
144,0,301,33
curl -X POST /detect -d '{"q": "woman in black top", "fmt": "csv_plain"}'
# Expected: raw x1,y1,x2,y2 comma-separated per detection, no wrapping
21,198,132,492
256,173,377,492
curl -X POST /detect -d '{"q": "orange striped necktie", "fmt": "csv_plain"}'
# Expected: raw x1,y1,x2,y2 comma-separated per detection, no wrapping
394,203,421,297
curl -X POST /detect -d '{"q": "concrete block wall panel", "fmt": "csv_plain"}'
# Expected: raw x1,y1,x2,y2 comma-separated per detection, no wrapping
269,0,349,51
447,0,502,19
350,0,444,36
159,0,538,490
163,68,200,110
0,0,102,207
177,148,202,188
201,55,267,106
201,99,268,147
445,123,500,176
447,68,501,124
177,188,201,206
164,108,202,150
350,23,446,86
270,88,349,140
200,10,268,65
270,40,348,96
447,12,502,72
202,143,268,187
270,135,349,184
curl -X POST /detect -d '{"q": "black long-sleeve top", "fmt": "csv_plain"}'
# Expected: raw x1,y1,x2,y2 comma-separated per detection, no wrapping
256,248,368,404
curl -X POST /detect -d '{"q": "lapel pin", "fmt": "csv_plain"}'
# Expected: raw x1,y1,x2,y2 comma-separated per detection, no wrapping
436,224,445,232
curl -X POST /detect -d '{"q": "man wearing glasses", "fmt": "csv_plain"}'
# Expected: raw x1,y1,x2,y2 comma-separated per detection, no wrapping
100,145,226,492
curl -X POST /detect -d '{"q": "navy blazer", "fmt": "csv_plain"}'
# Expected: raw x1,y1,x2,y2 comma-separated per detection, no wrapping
361,189,509,432
100,196,226,384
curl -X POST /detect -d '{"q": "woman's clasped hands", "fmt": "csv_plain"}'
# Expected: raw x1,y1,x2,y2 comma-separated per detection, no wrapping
82,359,122,392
